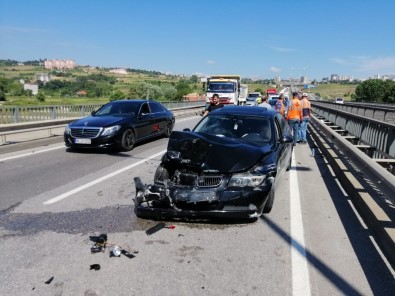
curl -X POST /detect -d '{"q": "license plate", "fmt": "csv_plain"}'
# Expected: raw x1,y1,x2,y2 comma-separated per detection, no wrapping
75,138,91,144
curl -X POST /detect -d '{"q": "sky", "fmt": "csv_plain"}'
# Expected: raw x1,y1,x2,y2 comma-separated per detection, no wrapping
1,0,395,80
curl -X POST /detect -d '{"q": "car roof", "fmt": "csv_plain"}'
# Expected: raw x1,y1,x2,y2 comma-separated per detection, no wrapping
111,99,150,103
211,105,277,117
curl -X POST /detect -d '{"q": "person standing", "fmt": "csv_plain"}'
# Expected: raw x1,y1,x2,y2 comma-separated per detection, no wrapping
299,93,312,144
275,93,285,116
257,95,271,109
286,92,302,146
203,93,224,116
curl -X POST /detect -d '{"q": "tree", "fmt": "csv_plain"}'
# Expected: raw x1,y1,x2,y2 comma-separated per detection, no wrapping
110,90,125,101
175,80,191,100
0,90,6,101
36,91,45,102
190,75,198,83
161,84,177,100
354,79,385,102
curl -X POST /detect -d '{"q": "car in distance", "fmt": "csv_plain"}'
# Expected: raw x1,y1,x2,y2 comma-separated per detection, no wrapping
64,99,175,151
245,92,262,106
134,105,293,220
335,97,344,104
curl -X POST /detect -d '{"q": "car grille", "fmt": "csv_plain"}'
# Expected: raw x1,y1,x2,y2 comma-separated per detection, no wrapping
197,176,223,188
70,127,101,138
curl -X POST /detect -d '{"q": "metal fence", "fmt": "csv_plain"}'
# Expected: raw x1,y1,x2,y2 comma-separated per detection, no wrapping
0,100,206,124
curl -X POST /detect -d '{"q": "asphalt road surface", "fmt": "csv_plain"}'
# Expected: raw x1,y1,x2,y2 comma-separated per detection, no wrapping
0,116,394,296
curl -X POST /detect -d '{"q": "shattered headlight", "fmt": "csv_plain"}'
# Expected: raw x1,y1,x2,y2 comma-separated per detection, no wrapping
228,173,266,187
64,124,71,135
101,125,121,136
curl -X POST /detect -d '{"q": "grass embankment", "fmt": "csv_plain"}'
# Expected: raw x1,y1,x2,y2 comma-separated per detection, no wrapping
0,65,357,105
313,84,357,101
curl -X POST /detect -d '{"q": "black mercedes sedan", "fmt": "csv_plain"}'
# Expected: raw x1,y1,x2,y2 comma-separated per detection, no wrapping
64,100,175,151
134,106,293,220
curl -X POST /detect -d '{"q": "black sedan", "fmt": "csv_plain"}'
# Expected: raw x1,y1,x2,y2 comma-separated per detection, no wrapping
64,100,175,151
134,105,293,220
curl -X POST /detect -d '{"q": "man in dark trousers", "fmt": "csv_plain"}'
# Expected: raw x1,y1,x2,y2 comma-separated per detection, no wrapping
203,93,224,116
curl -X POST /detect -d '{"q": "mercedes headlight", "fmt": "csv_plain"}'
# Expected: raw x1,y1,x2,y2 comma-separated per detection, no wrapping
101,125,121,136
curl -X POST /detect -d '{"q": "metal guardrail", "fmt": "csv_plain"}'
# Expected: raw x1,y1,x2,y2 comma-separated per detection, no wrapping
311,101,395,159
308,115,395,268
0,100,206,124
0,105,205,145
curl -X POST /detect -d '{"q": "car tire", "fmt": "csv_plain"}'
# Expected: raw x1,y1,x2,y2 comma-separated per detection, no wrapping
164,120,173,138
119,129,135,151
262,186,275,213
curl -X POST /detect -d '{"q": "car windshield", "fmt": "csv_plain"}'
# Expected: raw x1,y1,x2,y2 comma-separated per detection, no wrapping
95,102,140,116
193,114,272,145
207,82,235,92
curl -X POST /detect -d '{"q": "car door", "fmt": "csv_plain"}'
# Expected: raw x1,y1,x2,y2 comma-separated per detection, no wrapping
148,101,167,135
135,102,156,140
274,114,291,181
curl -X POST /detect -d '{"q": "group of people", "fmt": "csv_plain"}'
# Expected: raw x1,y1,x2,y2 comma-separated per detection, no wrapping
286,92,312,145
203,91,312,146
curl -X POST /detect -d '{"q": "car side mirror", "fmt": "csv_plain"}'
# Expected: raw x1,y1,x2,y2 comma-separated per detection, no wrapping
91,111,96,116
281,135,293,143
183,128,191,132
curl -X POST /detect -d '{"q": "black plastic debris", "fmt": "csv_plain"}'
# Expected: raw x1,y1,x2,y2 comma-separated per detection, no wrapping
90,264,101,271
91,245,104,254
146,222,166,235
89,234,108,244
45,277,54,284
90,233,108,253
121,249,136,259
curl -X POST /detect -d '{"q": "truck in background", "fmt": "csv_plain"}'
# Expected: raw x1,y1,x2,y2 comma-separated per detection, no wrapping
237,84,249,105
205,75,241,105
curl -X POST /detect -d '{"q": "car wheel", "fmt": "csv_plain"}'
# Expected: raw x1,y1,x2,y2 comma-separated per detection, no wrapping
164,121,173,138
262,186,275,214
120,129,135,151
154,163,169,184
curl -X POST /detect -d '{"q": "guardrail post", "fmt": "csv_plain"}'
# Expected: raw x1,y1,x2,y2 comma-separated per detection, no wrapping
13,107,20,123
81,106,85,117
51,106,57,119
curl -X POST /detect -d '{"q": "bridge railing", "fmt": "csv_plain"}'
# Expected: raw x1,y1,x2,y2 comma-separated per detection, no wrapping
311,101,395,159
0,100,206,125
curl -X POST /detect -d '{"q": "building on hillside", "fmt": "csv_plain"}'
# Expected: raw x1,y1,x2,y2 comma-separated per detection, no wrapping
35,73,51,83
44,59,76,70
23,83,39,95
109,68,127,74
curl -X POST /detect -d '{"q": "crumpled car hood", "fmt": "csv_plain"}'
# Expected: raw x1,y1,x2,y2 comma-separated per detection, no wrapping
165,131,273,173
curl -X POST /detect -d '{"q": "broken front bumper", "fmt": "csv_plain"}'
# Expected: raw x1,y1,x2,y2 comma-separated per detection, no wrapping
133,177,272,219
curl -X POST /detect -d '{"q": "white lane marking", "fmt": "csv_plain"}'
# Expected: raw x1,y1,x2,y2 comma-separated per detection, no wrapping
43,150,166,205
0,145,65,162
290,150,311,296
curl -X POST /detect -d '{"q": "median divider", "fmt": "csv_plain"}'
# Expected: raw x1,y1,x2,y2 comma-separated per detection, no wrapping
0,106,204,145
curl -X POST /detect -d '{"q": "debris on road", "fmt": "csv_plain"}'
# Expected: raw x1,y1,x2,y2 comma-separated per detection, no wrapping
90,264,101,270
45,276,54,284
145,222,176,235
110,245,121,257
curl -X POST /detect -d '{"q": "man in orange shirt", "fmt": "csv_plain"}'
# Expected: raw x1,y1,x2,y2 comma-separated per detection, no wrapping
286,92,302,146
300,93,312,143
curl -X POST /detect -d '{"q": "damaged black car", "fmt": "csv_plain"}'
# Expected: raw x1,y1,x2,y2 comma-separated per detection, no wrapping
134,106,293,220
